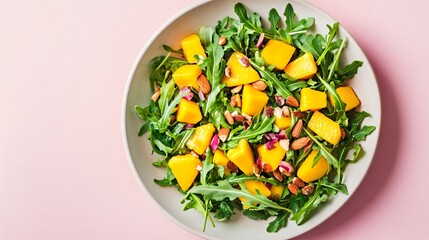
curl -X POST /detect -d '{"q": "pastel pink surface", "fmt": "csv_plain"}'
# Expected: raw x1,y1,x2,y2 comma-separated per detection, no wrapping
1,0,428,240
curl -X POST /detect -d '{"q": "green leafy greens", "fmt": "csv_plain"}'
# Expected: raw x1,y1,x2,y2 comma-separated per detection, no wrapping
134,2,376,234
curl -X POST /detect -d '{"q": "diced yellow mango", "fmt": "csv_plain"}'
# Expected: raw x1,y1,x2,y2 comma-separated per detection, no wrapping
243,180,271,196
181,34,206,63
329,86,360,111
176,99,202,124
274,115,292,130
297,149,329,183
240,180,271,208
308,111,341,145
213,149,231,176
226,139,254,176
257,142,286,172
300,88,327,111
186,123,215,155
270,184,284,200
172,65,202,91
261,40,296,70
221,52,260,87
241,84,269,116
168,154,202,191
284,52,317,80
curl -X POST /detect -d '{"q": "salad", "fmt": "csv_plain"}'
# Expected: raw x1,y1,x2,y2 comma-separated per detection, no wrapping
135,2,375,233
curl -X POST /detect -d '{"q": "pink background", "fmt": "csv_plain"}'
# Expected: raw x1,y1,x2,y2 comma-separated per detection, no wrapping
1,0,428,239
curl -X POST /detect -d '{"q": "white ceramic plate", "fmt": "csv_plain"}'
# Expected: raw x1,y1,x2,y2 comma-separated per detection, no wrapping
122,0,381,239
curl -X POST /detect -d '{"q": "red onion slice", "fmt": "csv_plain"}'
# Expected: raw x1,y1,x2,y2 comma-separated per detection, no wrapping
198,89,206,101
179,86,190,94
180,87,193,100
256,33,265,48
265,140,276,150
256,156,263,169
275,130,287,140
183,93,193,100
209,134,219,152
279,161,294,176
243,122,249,130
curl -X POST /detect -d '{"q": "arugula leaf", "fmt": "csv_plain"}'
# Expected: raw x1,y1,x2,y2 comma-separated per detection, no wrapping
135,101,161,136
267,8,281,35
189,180,291,212
284,79,308,92
337,60,363,81
316,23,339,65
149,54,186,89
284,3,315,36
304,128,339,169
170,128,195,155
197,35,227,117
267,210,290,233
148,124,173,156
291,188,328,225
200,149,215,186
234,3,263,34
317,74,348,126
154,166,176,186
198,26,214,47
245,209,273,221
327,37,347,81
162,45,183,55
346,144,362,163
214,201,236,221
296,34,325,59
157,79,175,114
226,173,280,186
321,178,349,195
348,110,375,141
353,126,376,141
251,61,293,98
349,111,371,131
157,86,187,133
182,193,215,230
228,114,274,145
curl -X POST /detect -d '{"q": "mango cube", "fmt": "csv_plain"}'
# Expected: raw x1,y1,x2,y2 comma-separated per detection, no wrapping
274,115,292,130
261,40,296,70
284,52,317,80
172,65,202,91
257,142,286,172
221,52,260,87
241,84,269,116
300,88,327,111
181,34,206,63
308,111,341,145
270,184,284,200
176,99,202,124
297,149,329,183
168,154,202,191
243,180,271,197
186,123,215,155
329,86,360,111
213,149,231,175
240,180,271,208
226,139,254,176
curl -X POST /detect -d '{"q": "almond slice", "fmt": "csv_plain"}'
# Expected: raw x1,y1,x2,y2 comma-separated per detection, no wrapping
290,137,311,150
197,74,211,94
292,119,303,138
